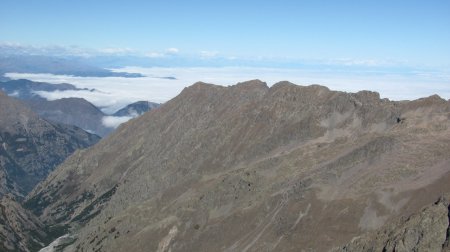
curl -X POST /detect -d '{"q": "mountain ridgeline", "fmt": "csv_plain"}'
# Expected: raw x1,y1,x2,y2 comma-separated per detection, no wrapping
25,80,450,251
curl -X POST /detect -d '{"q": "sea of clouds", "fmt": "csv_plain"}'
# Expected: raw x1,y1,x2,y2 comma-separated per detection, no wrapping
5,67,450,127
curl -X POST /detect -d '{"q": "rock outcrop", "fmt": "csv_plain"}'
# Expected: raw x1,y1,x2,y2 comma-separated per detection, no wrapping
336,197,450,252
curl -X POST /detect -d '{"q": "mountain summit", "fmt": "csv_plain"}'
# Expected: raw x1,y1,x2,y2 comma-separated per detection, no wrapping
28,81,450,251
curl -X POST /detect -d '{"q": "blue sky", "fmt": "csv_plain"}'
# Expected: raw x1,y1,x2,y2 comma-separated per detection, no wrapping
1,0,450,68
1,1,450,116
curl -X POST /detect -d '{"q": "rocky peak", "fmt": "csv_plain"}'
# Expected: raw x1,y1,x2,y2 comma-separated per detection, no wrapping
401,94,449,112
234,79,269,90
187,81,224,91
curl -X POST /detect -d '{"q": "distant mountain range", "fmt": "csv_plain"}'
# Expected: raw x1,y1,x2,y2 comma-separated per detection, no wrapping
0,79,160,136
0,78,92,97
0,55,143,80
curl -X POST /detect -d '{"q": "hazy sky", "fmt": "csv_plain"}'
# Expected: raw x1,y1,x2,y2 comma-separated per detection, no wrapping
1,0,450,68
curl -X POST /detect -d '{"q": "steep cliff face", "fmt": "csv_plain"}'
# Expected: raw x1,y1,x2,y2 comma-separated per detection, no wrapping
0,91,100,197
27,80,450,251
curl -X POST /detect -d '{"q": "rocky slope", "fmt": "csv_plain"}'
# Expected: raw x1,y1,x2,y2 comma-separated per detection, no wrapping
335,196,450,251
27,80,450,251
0,91,100,197
0,196,51,252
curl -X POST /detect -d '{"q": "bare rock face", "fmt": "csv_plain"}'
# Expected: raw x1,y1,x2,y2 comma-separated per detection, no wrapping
336,197,450,252
27,81,450,251
0,91,100,197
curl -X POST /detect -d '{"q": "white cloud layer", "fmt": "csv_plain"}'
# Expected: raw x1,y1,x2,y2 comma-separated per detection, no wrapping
145,48,179,58
5,67,450,115
98,47,135,55
102,116,133,128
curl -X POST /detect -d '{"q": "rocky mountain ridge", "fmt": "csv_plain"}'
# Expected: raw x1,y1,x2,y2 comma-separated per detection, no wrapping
26,80,450,251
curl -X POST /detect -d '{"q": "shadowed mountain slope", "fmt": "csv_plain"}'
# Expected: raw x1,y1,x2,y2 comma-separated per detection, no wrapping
25,97,109,137
1,79,160,136
0,196,51,252
0,91,100,197
27,80,450,251
0,79,113,136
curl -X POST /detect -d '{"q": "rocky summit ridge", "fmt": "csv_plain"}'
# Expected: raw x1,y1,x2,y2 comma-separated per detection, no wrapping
27,80,450,251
